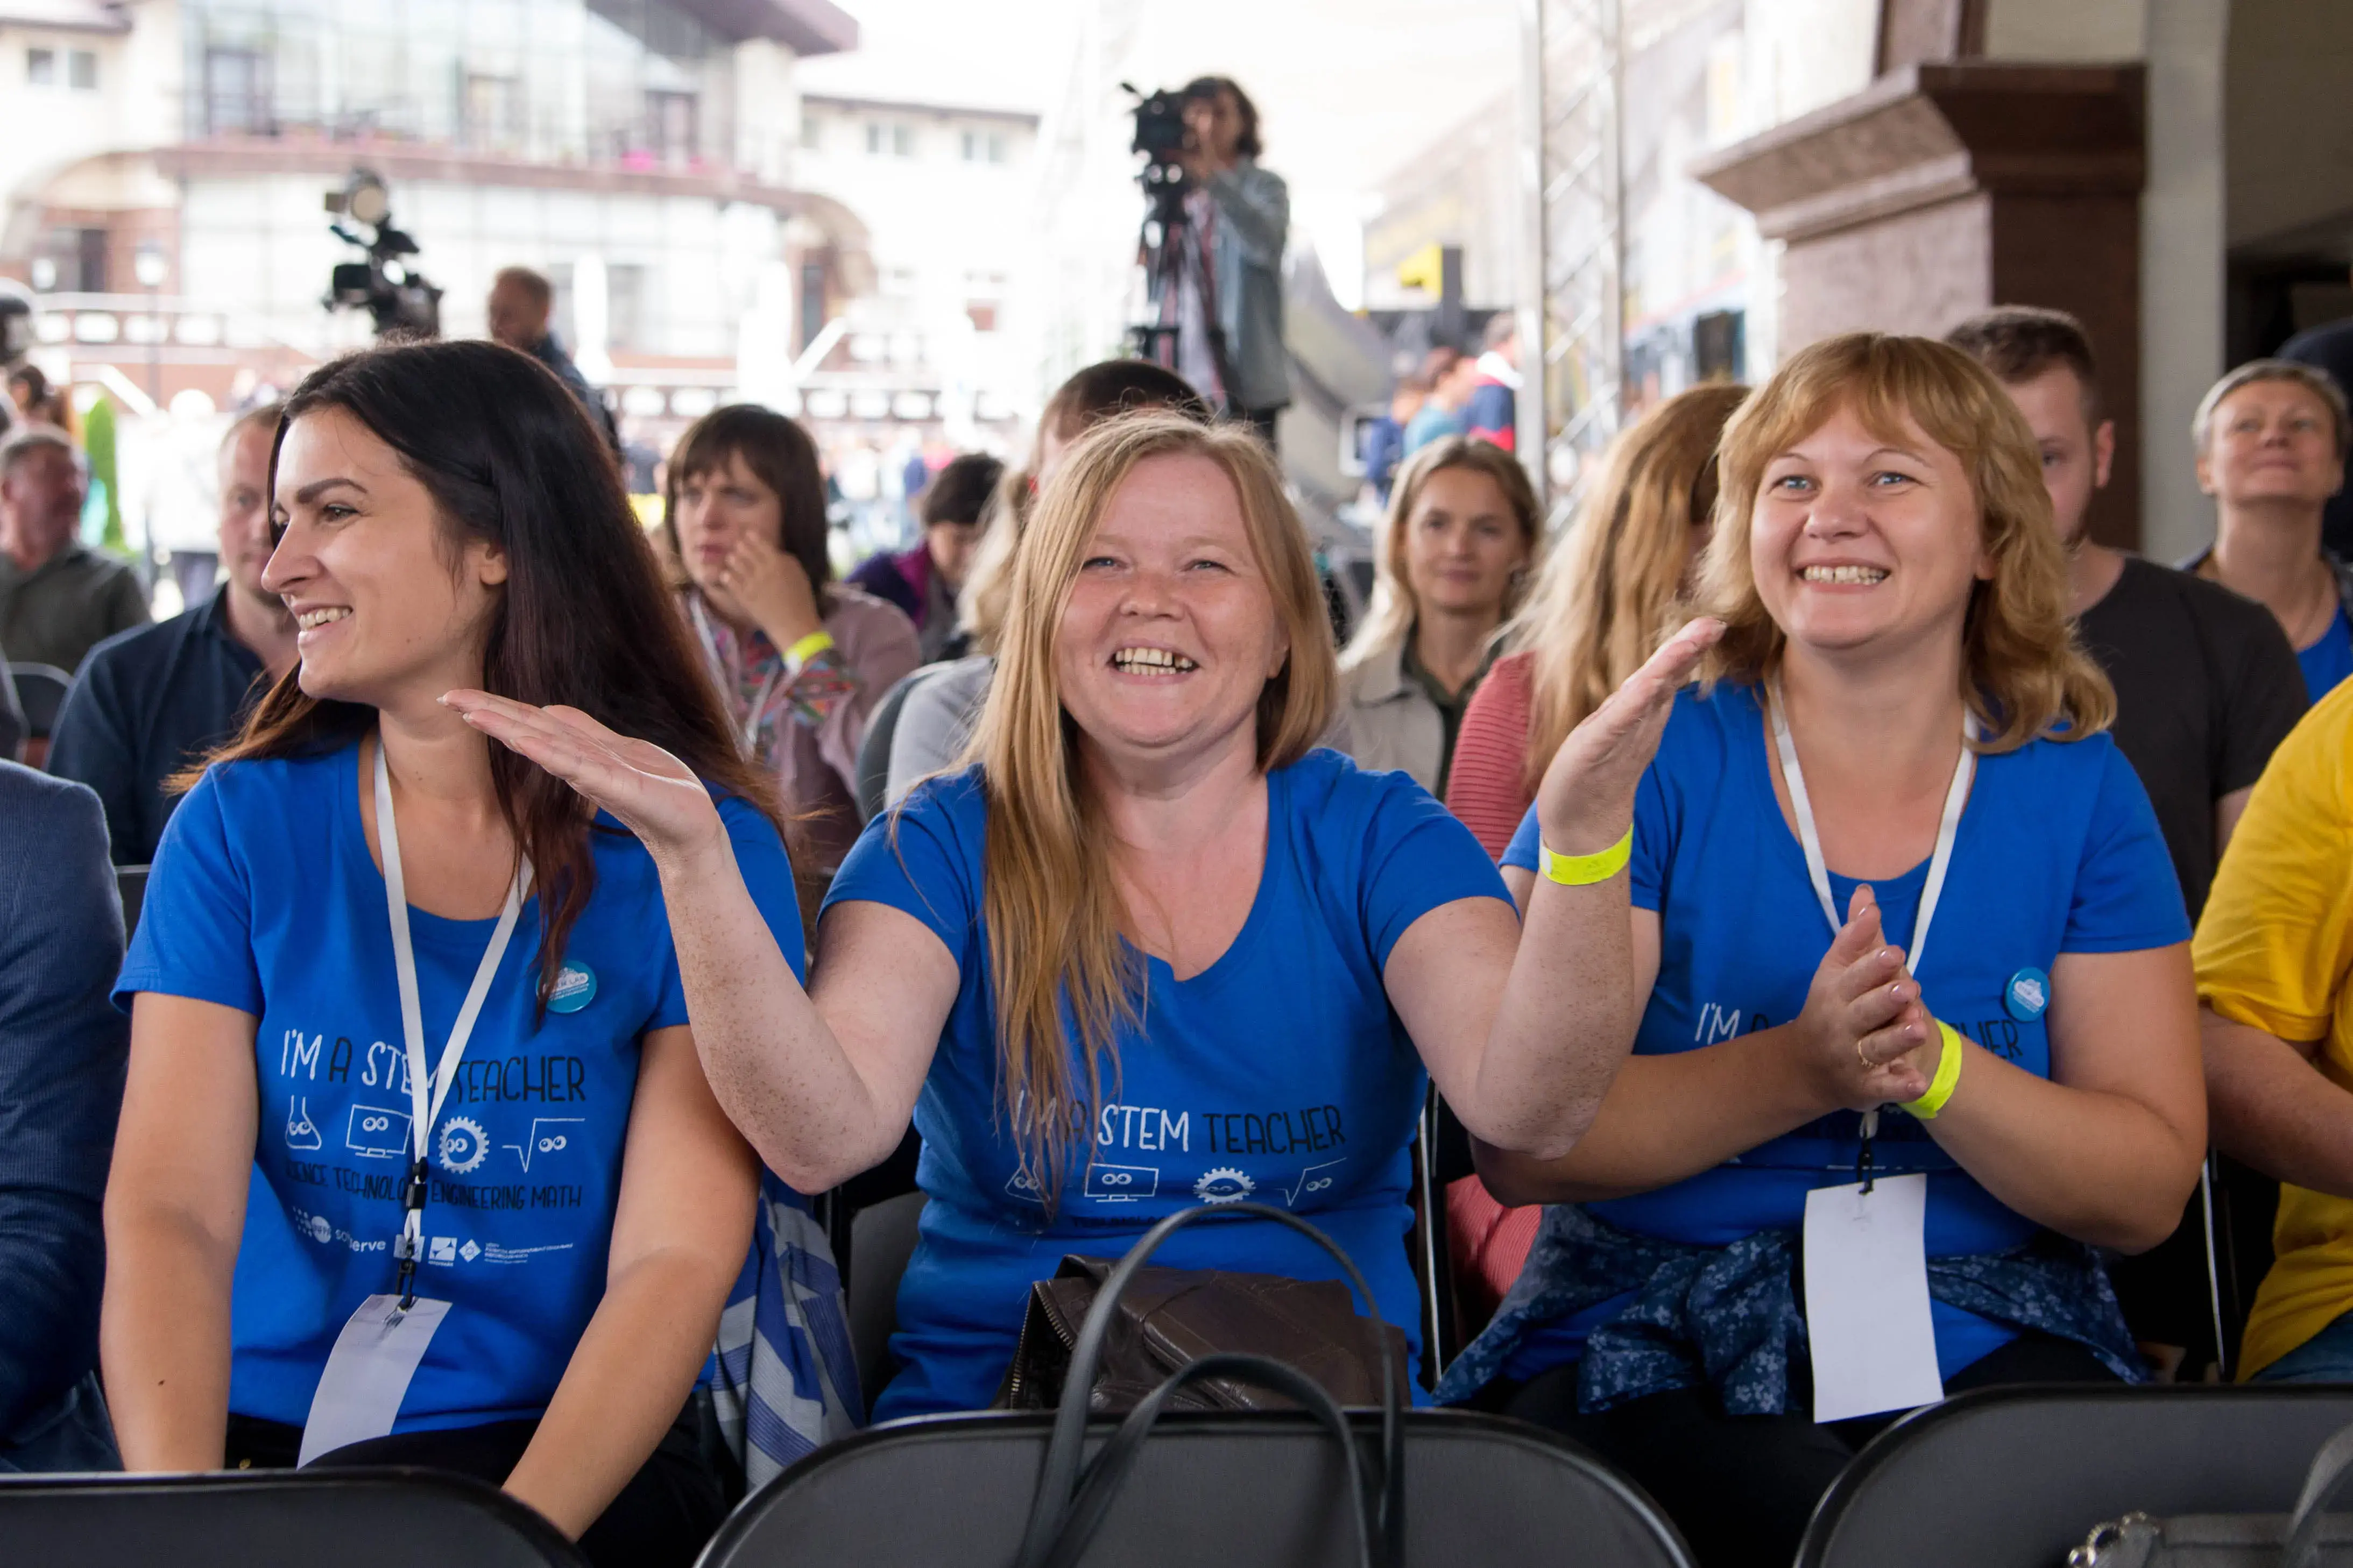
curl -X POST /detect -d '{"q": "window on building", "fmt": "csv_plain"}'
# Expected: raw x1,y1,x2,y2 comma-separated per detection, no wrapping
464,74,522,153
894,123,915,157
204,47,268,135
866,121,913,157
799,115,821,150
26,47,53,86
38,226,109,293
646,89,698,164
607,263,646,353
960,130,1006,164
68,49,95,90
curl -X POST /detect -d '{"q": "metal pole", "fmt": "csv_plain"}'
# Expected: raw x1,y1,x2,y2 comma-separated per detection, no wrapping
1515,0,1547,500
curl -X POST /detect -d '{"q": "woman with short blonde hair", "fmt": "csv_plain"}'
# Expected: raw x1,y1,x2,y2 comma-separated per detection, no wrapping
451,408,1722,1419
1443,334,2199,1568
1334,435,1541,796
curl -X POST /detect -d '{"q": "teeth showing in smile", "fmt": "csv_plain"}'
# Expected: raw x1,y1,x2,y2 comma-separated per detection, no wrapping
1112,646,1197,676
297,607,352,629
1800,565,1888,586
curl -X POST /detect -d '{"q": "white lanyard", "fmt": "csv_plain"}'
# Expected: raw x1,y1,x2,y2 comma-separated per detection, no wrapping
1767,678,1973,980
374,739,529,1304
689,595,781,758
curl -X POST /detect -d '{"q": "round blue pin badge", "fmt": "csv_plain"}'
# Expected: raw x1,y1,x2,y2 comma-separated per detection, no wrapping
2003,966,2051,1023
548,962,598,1014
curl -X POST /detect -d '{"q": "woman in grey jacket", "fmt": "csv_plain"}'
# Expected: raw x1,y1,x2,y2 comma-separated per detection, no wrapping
1335,437,1541,795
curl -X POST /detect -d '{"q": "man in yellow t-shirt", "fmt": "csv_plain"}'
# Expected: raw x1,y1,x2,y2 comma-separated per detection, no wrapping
2200,677,2353,1379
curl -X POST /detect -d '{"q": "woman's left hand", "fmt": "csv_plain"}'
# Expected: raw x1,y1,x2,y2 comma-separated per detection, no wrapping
442,691,725,863
718,533,824,650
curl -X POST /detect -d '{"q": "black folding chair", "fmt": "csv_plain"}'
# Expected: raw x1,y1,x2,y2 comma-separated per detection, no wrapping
0,1467,586,1568
697,1407,1692,1568
1798,1384,2353,1568
846,1188,927,1403
116,864,150,936
852,671,924,824
10,661,71,739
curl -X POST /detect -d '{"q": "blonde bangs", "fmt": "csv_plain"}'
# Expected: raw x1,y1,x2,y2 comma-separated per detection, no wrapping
1694,332,2112,751
967,412,1336,1200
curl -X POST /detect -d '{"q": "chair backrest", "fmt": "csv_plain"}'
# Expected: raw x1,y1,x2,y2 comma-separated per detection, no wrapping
847,1189,927,1404
0,1467,587,1568
1799,1384,2353,1568
116,864,150,936
10,661,72,737
853,670,923,825
699,1407,1692,1568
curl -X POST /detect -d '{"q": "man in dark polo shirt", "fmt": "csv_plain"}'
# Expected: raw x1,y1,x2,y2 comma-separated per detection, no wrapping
1951,306,2311,1378
48,406,294,863
0,427,148,675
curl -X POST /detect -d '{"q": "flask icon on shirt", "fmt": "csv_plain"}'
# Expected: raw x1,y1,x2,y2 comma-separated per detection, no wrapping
285,1096,323,1152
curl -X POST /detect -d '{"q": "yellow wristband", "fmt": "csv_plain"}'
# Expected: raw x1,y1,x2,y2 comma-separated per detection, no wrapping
1538,827,1633,887
1902,1020,1966,1119
783,629,836,673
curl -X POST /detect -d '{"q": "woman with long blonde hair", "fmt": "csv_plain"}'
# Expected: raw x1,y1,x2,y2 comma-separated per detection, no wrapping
450,409,1720,1419
1334,436,1541,796
1437,335,2202,1568
1447,382,1746,857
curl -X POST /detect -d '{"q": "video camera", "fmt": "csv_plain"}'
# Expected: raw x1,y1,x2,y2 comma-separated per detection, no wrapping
1122,82,1196,224
323,170,442,339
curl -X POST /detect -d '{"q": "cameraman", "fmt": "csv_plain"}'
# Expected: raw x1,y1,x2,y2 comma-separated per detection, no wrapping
1165,76,1290,446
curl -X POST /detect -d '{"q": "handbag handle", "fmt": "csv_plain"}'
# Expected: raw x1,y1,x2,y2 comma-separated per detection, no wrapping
1012,1201,1404,1568
2280,1422,2353,1568
1036,1352,1375,1568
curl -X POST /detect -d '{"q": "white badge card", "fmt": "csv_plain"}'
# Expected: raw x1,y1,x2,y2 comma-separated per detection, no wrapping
1801,1173,1945,1424
296,1293,452,1465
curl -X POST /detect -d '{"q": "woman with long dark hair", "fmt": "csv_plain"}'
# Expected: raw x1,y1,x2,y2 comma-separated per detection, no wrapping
101,342,829,1566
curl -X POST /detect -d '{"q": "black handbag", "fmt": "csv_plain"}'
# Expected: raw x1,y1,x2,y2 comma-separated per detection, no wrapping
2069,1421,2353,1566
1011,1201,1405,1568
995,1253,1412,1414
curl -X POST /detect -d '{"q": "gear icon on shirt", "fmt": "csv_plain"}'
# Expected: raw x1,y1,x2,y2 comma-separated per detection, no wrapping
437,1116,488,1175
1194,1167,1255,1204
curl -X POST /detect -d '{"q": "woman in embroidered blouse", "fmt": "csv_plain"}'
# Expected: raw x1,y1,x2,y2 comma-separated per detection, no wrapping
664,406,921,911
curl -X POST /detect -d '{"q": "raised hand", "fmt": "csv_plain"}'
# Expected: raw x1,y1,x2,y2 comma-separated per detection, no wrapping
717,533,823,651
1533,617,1723,852
1796,885,1941,1111
441,690,725,864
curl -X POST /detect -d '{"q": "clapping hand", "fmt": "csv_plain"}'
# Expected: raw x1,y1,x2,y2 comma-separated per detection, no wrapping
1532,618,1723,855
1797,885,1941,1111
442,691,725,865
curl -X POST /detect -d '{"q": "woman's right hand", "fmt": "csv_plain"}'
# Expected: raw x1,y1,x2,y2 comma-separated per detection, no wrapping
1796,885,1940,1111
441,691,729,867
1532,617,1722,853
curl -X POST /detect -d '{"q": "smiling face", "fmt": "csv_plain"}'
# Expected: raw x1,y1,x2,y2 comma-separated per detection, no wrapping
1400,463,1528,622
2199,378,2347,511
1750,400,1991,663
1054,451,1289,767
672,448,783,613
261,407,508,706
217,418,278,608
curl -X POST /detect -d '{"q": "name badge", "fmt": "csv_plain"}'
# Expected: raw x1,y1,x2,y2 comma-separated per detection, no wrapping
297,1294,452,1465
1801,1173,1945,1424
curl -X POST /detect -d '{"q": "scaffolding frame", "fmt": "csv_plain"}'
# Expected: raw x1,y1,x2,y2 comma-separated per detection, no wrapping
1518,0,1626,525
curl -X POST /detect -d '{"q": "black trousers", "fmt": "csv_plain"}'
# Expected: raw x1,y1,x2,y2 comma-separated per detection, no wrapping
225,1408,726,1568
1499,1333,2120,1568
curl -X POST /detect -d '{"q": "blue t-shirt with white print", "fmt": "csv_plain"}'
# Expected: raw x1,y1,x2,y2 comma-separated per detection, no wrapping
826,748,1511,1418
116,737,802,1432
1499,681,2188,1382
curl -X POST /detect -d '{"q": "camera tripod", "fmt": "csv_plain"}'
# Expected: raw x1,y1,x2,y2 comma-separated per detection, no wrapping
1130,158,1237,412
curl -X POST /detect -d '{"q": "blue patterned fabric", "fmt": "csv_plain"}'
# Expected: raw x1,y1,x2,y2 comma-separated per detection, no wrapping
709,1174,863,1486
1435,1203,2143,1414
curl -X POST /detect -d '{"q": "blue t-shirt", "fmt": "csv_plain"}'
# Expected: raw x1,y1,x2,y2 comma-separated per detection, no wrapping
115,738,802,1432
826,748,1510,1418
2298,606,2353,704
1500,683,2188,1381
